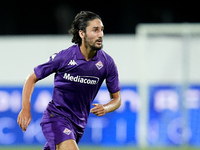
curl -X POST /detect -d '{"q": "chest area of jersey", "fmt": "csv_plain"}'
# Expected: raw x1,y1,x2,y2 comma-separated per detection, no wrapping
59,59,106,84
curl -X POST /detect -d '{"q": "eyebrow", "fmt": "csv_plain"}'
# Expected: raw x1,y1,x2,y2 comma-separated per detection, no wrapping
92,26,104,29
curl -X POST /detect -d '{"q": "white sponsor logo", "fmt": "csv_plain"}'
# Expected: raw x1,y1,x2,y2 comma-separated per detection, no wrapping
63,73,99,85
68,60,77,65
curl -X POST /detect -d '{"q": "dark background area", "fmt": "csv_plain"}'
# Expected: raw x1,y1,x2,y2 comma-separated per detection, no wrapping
0,0,199,35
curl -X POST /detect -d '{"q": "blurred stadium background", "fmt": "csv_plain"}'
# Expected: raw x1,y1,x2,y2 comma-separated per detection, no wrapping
1,1,200,150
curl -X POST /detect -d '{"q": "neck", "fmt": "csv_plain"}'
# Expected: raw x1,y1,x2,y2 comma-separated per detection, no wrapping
79,44,97,61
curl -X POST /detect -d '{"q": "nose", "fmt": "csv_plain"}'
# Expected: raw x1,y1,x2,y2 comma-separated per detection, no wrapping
99,30,104,38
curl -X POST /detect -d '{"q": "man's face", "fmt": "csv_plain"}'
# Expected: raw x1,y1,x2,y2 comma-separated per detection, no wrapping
84,19,104,51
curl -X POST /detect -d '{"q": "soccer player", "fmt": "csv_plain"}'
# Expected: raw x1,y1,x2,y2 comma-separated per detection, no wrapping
17,11,121,150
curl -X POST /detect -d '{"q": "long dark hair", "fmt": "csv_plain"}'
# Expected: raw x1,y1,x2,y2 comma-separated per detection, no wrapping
68,11,101,45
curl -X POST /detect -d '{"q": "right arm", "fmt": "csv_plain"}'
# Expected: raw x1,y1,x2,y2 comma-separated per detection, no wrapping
17,72,38,132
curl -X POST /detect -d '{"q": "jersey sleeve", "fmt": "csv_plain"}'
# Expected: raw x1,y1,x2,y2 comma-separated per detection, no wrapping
106,59,121,93
34,51,65,80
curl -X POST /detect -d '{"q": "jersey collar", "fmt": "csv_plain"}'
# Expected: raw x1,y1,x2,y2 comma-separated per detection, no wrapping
75,45,99,61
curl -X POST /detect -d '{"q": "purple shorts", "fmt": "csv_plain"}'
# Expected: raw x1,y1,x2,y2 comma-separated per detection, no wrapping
40,110,84,150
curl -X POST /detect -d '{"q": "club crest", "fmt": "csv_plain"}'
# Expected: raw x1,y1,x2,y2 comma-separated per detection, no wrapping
63,128,72,135
95,61,103,70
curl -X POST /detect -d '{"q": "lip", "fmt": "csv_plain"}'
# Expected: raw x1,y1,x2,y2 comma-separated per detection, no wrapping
96,42,102,46
96,39,103,44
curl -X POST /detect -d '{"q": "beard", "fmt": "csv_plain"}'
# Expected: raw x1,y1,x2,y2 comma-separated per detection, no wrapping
84,36,103,51
89,43,103,51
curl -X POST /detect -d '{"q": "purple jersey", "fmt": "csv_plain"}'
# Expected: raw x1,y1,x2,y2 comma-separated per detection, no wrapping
34,45,121,129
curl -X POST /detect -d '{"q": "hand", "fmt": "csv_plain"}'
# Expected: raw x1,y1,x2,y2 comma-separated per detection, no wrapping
17,109,31,132
90,104,107,116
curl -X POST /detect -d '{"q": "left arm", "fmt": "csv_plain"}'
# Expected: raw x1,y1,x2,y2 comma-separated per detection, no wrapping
90,91,121,116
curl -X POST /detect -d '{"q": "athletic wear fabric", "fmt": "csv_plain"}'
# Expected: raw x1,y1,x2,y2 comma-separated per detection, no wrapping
34,45,121,149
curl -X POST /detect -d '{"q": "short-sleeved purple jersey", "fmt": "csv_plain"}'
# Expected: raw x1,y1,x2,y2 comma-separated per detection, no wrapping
34,45,121,129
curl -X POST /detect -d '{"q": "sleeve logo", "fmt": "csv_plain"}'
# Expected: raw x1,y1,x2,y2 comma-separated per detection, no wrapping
47,53,57,62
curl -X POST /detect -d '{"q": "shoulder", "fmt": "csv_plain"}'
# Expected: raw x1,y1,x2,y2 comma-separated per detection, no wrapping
47,45,77,68
98,50,117,75
98,50,115,66
51,45,77,61
58,45,77,56
99,49,114,62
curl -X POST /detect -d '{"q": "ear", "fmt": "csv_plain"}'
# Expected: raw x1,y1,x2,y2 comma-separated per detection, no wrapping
79,30,85,39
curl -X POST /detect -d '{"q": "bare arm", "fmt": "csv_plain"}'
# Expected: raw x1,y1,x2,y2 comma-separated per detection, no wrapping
17,72,38,132
90,91,121,116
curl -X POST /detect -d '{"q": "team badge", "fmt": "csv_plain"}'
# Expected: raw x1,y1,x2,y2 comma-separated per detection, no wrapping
95,61,103,70
63,128,72,135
